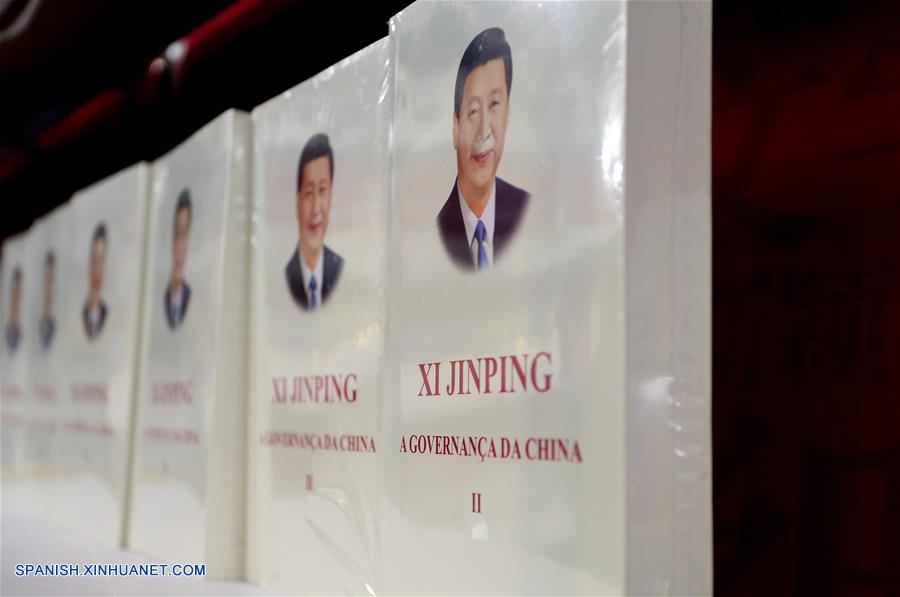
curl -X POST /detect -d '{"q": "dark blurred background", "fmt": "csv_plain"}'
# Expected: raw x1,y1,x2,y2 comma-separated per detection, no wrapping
2,0,899,594
0,0,410,235
713,1,900,595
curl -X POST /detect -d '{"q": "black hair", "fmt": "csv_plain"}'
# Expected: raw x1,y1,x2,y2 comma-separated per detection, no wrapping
454,27,513,118
91,223,107,253
297,133,334,191
45,251,55,268
12,266,21,283
174,189,193,236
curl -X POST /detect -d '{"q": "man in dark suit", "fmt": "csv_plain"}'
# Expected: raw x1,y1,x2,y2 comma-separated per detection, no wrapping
164,190,192,330
5,267,22,352
38,251,55,350
83,223,108,340
285,133,343,311
437,27,530,272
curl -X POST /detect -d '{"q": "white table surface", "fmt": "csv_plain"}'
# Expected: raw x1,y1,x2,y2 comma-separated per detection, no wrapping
1,493,279,596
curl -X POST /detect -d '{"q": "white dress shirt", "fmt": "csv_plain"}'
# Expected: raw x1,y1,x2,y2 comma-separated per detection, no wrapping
457,180,496,269
88,303,102,336
170,283,184,326
298,247,324,309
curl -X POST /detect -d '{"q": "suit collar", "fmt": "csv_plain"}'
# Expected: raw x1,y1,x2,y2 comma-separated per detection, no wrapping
321,245,342,298
297,245,324,302
437,183,475,269
456,179,496,254
286,247,308,308
493,177,528,255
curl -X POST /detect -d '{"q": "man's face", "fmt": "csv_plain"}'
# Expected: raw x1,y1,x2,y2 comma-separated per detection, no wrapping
296,156,332,259
172,207,190,282
42,263,53,316
453,58,509,195
90,237,106,296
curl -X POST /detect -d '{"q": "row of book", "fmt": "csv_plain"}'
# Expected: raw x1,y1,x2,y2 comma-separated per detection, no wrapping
0,2,712,594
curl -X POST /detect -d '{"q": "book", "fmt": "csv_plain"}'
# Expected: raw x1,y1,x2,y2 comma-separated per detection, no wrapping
16,204,74,517
1,231,32,483
247,39,390,594
383,2,711,594
50,163,150,545
127,110,250,578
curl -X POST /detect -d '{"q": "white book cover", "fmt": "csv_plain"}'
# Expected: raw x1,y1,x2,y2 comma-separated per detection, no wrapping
247,39,389,594
127,109,250,578
1,232,32,481
384,2,711,595
15,204,73,516
50,163,150,545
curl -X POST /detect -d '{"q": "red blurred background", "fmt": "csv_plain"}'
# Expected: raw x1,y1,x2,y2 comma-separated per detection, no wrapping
713,1,900,594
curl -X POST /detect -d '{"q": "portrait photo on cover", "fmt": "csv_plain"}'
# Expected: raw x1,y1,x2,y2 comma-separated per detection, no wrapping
438,27,530,272
38,250,56,350
82,222,108,340
5,266,22,352
285,133,344,312
164,189,192,330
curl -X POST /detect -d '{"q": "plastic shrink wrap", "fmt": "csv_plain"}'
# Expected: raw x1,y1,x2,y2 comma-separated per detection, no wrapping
247,39,390,594
383,1,711,594
48,163,150,545
1,232,32,486
12,204,74,517
127,110,250,578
